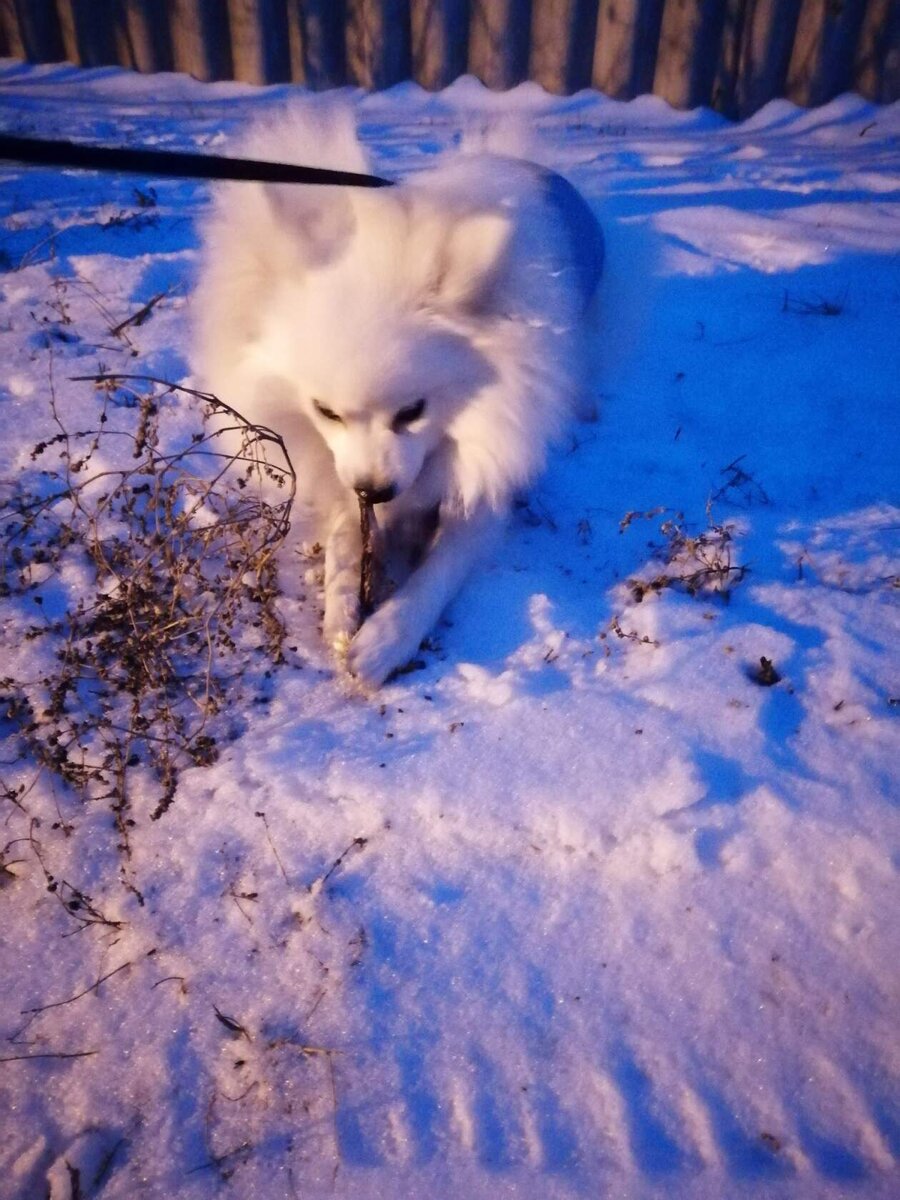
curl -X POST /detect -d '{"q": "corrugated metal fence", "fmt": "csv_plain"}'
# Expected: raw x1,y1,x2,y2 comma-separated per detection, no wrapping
0,1,897,117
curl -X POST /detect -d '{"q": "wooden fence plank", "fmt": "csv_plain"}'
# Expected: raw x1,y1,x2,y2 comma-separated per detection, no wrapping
65,0,128,68
297,0,348,88
347,0,412,88
119,0,174,73
469,0,533,89
410,0,470,89
168,0,233,81
854,0,900,104
3,0,57,61
284,0,307,83
593,0,664,99
54,0,77,64
227,0,291,84
716,0,803,119
530,0,599,93
655,0,729,109
787,0,869,108
1,0,26,60
58,0,122,68
713,0,745,115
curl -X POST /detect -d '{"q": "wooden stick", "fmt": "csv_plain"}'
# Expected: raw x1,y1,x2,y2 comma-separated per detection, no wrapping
358,498,377,618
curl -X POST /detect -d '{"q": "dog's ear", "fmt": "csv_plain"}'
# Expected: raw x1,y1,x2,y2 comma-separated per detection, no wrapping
431,211,511,310
265,185,356,268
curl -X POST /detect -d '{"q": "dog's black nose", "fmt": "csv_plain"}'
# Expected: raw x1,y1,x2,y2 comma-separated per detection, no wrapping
354,483,397,506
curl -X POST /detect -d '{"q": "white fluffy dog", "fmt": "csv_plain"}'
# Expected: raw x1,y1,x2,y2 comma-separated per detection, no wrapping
196,106,603,687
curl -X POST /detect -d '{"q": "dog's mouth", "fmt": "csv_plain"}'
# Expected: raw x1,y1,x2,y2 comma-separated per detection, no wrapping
353,484,397,506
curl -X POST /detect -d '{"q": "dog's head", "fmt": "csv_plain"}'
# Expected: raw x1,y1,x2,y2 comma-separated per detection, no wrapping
260,188,507,505
298,315,498,505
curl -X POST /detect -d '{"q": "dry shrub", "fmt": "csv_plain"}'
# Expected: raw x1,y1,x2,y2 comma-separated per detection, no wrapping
619,503,745,602
0,375,294,842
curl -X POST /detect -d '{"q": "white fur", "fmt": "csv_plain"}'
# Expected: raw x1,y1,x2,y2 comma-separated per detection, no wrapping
195,104,601,687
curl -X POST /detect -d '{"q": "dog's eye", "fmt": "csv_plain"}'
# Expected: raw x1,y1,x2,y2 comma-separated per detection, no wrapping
392,399,426,432
313,399,342,424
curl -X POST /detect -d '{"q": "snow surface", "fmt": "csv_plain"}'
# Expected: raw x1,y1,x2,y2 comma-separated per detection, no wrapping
1,61,899,1200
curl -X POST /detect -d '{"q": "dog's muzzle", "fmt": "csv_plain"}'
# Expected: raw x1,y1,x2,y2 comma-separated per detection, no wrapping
354,483,397,506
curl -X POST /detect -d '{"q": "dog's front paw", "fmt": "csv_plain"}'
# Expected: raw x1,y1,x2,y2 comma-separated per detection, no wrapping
346,599,423,688
323,591,360,654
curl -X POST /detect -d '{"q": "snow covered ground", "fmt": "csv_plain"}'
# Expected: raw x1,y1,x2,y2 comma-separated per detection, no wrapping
1,60,899,1200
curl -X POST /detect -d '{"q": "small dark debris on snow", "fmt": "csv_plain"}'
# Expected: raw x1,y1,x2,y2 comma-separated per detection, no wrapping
782,290,843,317
214,1005,250,1039
751,656,782,687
